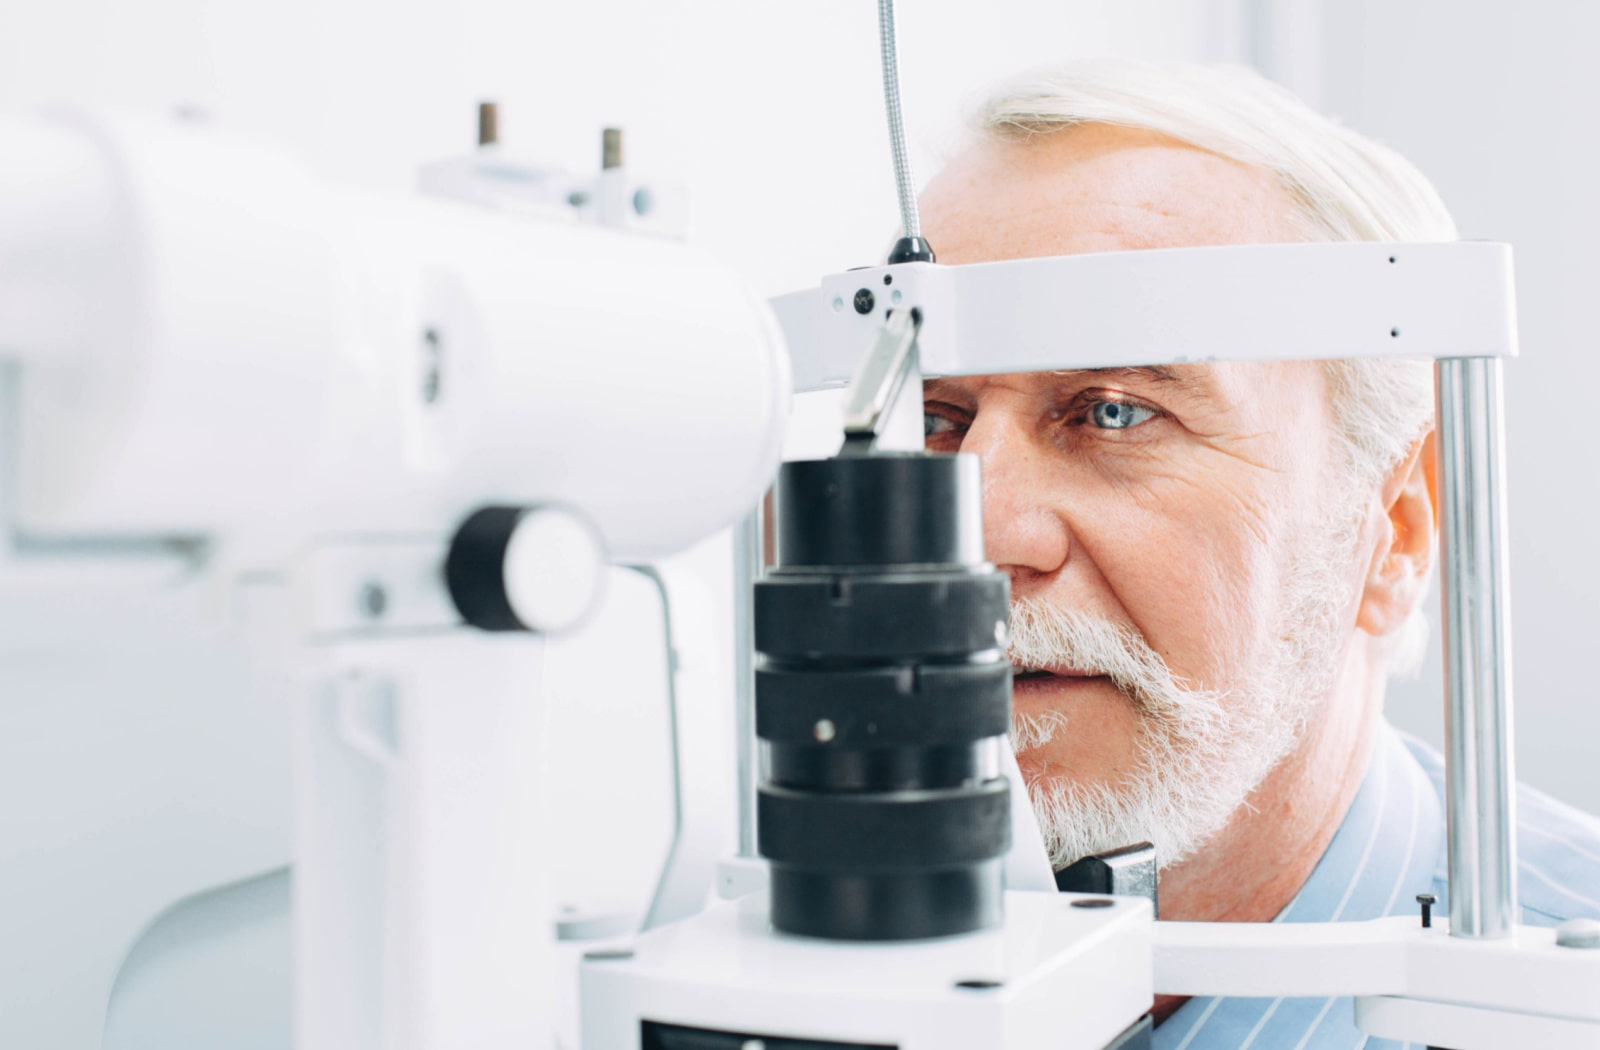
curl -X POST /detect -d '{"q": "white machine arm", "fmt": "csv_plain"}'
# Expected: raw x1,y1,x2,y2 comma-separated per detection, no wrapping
772,241,1516,392
1154,916,1600,1047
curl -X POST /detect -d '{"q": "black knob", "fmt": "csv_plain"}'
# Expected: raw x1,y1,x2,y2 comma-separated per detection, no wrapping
445,505,606,634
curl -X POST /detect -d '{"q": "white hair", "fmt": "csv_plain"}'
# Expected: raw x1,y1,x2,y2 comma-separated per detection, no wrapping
977,59,1446,673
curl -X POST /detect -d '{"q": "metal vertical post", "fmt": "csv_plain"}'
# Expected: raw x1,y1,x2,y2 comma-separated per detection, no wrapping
732,504,764,858
1436,356,1518,938
0,362,17,563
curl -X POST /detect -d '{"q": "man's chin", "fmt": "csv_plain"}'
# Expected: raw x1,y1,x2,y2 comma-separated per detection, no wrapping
1014,752,1135,801
1011,692,1145,785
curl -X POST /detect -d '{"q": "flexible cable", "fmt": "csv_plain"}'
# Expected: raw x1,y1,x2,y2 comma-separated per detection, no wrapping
878,0,920,241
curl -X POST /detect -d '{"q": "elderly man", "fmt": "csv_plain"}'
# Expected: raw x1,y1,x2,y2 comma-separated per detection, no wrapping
915,61,1600,1047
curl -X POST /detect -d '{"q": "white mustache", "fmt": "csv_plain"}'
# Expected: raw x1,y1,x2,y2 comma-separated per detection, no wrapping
1006,598,1207,723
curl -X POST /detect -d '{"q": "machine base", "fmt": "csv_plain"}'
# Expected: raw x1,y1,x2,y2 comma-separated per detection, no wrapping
581,890,1153,1050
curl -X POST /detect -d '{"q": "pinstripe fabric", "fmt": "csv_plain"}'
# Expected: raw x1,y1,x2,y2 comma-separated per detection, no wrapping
1154,721,1600,1049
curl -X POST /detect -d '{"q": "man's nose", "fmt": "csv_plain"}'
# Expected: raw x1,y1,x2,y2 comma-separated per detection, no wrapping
960,412,1072,590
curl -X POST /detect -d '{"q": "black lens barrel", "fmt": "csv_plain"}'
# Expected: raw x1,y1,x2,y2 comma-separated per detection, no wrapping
774,455,985,568
755,452,1012,941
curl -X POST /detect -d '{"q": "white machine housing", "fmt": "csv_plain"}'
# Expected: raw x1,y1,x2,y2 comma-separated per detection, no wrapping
0,109,789,561
0,106,792,1050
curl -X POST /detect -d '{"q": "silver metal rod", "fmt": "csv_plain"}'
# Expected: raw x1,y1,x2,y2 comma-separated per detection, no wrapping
1436,356,1519,938
732,505,764,858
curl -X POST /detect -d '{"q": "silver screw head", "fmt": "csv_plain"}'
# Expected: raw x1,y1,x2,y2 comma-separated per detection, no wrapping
813,719,836,743
1556,917,1600,949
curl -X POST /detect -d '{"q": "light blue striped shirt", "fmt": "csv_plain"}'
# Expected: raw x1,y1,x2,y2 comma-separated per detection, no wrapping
1156,721,1600,1050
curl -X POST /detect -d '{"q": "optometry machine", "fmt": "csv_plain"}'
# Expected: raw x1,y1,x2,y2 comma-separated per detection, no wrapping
0,2,1594,1049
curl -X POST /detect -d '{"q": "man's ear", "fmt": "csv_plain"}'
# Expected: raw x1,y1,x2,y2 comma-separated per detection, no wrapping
1356,428,1438,637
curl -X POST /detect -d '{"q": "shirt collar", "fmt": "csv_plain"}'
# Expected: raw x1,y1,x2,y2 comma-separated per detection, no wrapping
1153,722,1446,1047
1276,718,1443,924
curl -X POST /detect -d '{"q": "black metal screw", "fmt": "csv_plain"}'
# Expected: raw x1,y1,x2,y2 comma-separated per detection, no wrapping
478,102,498,147
422,328,443,405
1416,892,1436,928
853,288,876,314
1071,898,1116,909
882,273,893,286
360,582,388,619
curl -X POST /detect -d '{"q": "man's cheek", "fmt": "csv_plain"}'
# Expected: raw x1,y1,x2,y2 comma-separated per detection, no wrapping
1104,543,1264,679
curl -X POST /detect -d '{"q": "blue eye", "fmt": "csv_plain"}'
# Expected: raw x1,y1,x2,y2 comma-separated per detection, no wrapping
924,413,957,437
1090,400,1155,430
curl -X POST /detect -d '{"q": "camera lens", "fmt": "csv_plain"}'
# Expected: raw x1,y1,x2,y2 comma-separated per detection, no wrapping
755,452,1012,941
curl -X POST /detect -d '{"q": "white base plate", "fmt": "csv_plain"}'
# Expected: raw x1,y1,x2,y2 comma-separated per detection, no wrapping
580,889,1153,1049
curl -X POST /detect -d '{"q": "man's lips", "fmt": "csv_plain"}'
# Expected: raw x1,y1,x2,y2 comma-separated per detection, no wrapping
1010,668,1111,695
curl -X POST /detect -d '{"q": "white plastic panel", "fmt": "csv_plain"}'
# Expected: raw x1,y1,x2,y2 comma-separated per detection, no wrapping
1154,915,1600,1021
581,891,1153,1050
1356,995,1600,1050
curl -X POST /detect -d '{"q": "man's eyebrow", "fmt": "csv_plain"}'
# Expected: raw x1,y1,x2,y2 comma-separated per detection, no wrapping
1049,365,1190,385
1049,364,1227,409
923,364,1226,409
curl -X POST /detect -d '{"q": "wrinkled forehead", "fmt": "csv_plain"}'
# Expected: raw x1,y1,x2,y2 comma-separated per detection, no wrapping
919,125,1304,264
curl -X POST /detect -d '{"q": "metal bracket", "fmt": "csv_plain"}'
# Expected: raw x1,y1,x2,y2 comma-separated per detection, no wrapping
839,307,921,455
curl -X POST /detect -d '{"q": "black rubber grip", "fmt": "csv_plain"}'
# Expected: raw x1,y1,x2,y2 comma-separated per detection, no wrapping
755,573,1008,660
756,662,1010,745
758,779,1010,869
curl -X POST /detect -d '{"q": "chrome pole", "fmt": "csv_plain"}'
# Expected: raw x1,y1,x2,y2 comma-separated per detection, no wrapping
1436,356,1519,938
732,505,764,858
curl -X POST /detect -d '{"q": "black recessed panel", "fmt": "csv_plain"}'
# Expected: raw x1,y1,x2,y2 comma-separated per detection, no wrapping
641,1021,896,1050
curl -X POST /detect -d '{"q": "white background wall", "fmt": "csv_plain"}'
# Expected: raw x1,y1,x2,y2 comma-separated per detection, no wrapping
0,0,1217,298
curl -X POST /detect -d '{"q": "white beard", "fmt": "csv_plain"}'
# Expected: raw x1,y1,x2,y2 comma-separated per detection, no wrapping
1008,499,1359,871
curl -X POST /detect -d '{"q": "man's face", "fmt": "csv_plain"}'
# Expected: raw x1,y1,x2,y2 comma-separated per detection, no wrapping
919,125,1369,868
